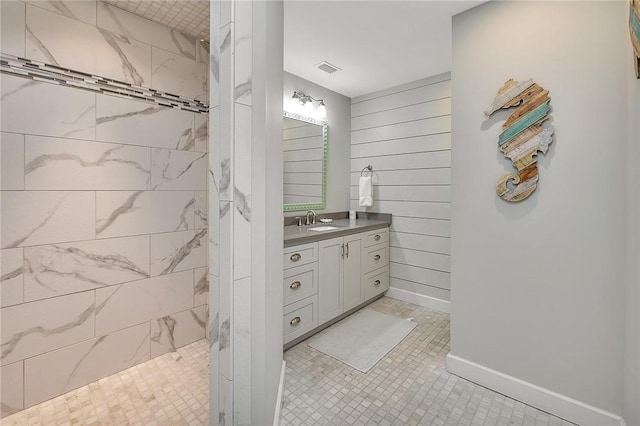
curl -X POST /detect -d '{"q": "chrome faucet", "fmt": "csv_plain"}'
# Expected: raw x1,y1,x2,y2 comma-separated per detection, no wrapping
305,210,317,225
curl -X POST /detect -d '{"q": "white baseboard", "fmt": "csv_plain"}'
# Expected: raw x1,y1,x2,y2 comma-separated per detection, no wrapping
446,353,625,426
273,360,286,426
385,287,450,313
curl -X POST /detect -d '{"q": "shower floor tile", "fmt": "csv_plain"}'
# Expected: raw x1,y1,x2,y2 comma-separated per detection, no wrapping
2,339,209,426
282,297,577,426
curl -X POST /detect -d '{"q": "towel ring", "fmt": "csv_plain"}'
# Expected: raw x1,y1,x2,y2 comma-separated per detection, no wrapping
361,165,373,176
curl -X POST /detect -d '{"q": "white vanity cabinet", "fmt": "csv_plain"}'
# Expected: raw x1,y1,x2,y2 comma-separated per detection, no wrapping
283,242,319,344
283,224,390,347
361,228,390,299
317,233,363,324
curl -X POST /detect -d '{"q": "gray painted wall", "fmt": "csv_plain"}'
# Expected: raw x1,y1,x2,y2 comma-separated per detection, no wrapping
283,72,351,215
624,4,640,423
451,0,627,417
349,74,452,302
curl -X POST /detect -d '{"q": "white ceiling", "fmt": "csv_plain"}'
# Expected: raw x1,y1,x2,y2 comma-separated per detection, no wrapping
105,0,485,99
284,1,484,98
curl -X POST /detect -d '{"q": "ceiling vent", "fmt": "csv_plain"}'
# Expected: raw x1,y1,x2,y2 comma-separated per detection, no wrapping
315,61,341,74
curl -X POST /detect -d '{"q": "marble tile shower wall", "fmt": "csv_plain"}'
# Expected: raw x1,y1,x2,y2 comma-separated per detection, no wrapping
207,0,255,424
0,0,209,417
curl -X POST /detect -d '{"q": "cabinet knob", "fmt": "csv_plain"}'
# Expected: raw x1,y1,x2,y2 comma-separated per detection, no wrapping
374,280,381,286
290,253,301,262
290,316,301,326
374,254,381,261
374,234,381,241
290,281,301,290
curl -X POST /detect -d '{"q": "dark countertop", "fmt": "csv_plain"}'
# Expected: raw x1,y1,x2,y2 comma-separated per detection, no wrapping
284,213,391,248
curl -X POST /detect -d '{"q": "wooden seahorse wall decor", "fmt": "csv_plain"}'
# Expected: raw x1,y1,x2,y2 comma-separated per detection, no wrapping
485,79,554,202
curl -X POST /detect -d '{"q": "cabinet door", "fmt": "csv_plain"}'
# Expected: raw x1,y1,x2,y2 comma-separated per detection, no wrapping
318,237,344,324
343,234,363,311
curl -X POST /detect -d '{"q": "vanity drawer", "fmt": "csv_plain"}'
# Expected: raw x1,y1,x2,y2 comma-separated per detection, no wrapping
284,295,318,344
284,263,318,306
364,267,389,300
283,242,318,269
363,228,389,248
363,244,389,274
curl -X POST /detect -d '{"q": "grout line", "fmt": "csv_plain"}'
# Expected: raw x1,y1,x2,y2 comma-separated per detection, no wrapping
351,114,451,133
351,95,451,118
350,130,451,145
351,78,450,106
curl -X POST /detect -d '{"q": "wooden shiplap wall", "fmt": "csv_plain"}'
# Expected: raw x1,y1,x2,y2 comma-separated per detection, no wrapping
350,73,451,301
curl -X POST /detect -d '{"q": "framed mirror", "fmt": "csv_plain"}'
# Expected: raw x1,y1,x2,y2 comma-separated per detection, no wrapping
283,111,328,212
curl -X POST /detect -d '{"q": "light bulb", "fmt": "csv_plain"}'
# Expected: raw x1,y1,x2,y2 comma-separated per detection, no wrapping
304,100,314,115
317,101,326,119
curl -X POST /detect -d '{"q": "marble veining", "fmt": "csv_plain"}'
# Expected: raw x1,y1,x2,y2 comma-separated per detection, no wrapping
25,0,97,26
96,104,163,126
195,192,208,227
96,191,143,236
0,79,39,102
25,5,150,86
195,271,209,297
60,105,96,139
63,335,109,387
4,193,70,249
1,300,94,362
1,248,24,308
151,316,177,352
209,312,220,346
1,266,23,283
157,229,207,275
24,136,151,191
170,31,196,60
149,306,206,358
25,24,58,65
220,158,231,195
176,127,195,151
151,150,206,190
219,317,230,351
234,187,251,222
176,197,196,232
1,75,96,140
94,270,194,336
100,30,145,86
21,322,151,408
36,1,80,20
24,238,150,302
26,146,150,177
95,191,195,239
220,28,231,54
234,80,252,103
151,48,207,100
191,308,207,329
209,169,219,196
219,201,231,219
97,1,196,60
195,115,208,152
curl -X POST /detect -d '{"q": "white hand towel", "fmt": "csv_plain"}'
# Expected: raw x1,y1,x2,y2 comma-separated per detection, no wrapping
359,175,373,207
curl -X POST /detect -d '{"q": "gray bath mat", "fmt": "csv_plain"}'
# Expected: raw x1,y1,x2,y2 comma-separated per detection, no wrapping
308,309,417,373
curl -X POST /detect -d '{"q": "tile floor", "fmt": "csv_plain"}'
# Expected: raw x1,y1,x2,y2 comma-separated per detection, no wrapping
3,297,576,426
281,297,576,426
2,339,209,425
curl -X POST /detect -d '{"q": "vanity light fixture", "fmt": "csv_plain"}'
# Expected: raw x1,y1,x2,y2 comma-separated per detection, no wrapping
292,91,327,119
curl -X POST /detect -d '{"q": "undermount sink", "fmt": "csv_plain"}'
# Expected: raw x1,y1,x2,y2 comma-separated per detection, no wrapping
307,226,340,232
